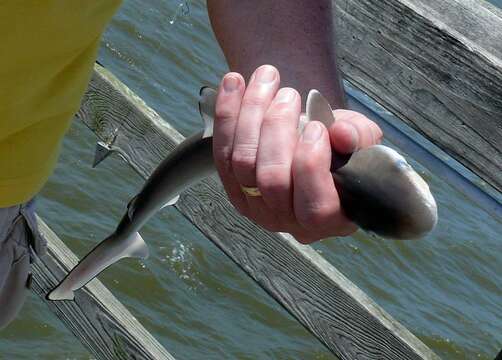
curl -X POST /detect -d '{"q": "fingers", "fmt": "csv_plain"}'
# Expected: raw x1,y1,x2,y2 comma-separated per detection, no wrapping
292,121,356,241
257,87,300,216
232,65,280,187
213,65,283,223
231,65,283,226
329,109,383,154
213,66,365,244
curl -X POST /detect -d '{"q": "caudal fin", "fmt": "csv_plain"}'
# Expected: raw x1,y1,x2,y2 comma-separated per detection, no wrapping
47,231,149,301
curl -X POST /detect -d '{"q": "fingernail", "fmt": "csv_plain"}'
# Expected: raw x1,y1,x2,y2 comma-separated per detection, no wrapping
371,123,383,143
348,123,359,151
223,75,239,92
276,88,296,103
302,122,322,143
255,65,276,83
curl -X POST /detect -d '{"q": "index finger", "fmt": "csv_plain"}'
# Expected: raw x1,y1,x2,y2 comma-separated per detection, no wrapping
213,72,249,215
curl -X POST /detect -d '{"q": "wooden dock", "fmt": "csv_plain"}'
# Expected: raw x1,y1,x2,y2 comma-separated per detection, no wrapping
29,0,501,359
336,0,502,194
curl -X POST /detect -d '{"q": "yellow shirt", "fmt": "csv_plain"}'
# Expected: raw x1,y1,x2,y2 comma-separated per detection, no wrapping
0,1,122,207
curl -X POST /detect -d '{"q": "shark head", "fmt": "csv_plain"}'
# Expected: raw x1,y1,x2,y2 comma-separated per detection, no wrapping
333,145,438,239
303,89,437,239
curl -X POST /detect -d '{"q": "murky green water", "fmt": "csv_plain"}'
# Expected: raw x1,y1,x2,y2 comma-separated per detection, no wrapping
1,1,501,359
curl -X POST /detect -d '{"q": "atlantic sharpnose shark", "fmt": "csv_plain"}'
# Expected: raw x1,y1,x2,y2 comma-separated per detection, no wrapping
47,88,438,301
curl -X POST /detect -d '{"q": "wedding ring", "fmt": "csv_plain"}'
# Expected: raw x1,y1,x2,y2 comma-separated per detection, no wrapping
240,185,262,197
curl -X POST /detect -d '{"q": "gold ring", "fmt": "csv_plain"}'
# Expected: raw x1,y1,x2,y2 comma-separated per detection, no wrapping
241,185,262,197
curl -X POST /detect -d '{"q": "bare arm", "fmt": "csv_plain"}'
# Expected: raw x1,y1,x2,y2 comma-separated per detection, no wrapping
207,0,346,109
206,1,382,242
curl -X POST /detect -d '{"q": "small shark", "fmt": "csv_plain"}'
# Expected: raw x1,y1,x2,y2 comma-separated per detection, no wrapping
47,88,437,301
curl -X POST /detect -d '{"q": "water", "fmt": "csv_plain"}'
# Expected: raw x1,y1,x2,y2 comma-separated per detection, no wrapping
488,0,502,7
1,1,501,359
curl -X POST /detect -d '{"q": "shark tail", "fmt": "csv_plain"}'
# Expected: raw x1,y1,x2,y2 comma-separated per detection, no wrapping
47,231,149,301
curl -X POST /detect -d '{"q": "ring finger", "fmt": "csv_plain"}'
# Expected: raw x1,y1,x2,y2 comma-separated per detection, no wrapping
256,87,300,222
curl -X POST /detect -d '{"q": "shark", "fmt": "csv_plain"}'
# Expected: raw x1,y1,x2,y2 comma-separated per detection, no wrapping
47,88,438,301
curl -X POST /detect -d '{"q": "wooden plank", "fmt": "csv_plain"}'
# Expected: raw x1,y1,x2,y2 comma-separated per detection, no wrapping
335,0,502,192
31,216,176,360
76,64,439,359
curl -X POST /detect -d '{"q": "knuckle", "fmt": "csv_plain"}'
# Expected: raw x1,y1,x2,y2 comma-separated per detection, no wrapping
260,179,289,197
263,114,285,127
232,145,257,170
215,108,238,123
213,145,233,173
298,204,332,230
264,105,292,123
257,166,290,195
241,95,267,109
297,156,318,175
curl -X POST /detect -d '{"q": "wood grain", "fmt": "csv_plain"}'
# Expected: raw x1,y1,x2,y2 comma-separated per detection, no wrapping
335,0,502,192
31,217,176,360
75,64,439,359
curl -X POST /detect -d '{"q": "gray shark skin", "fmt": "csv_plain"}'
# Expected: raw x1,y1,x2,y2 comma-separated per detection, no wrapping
333,145,437,239
47,88,437,301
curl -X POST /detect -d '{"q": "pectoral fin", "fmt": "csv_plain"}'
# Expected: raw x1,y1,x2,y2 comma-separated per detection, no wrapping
198,87,217,138
92,141,115,168
306,89,336,128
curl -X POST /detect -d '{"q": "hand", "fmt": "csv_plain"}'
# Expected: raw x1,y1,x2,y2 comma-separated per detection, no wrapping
212,65,383,244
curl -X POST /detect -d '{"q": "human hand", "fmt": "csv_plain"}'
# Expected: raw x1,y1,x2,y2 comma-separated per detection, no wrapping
212,65,383,244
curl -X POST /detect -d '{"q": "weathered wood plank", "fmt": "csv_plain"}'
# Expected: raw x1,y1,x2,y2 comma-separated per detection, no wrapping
335,0,502,192
76,64,439,359
31,216,176,360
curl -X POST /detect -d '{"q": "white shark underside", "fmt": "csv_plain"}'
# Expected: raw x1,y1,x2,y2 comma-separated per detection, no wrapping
47,89,437,301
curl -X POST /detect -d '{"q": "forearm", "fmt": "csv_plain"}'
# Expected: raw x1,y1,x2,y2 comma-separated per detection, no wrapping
207,0,346,109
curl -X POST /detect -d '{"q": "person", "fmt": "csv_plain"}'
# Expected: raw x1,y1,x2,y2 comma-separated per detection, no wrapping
0,1,381,329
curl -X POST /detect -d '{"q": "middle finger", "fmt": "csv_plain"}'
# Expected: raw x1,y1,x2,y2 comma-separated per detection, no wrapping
232,65,280,187
256,87,300,218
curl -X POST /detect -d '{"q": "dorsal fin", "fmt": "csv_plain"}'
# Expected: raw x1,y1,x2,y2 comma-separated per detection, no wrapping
198,87,217,138
306,89,336,128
